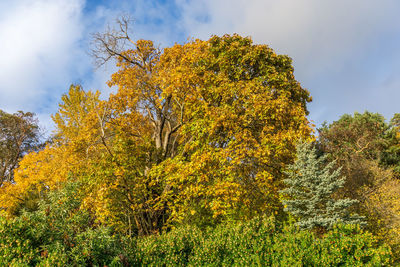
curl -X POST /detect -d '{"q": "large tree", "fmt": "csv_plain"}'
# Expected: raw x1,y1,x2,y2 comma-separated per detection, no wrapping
90,17,313,228
155,34,312,225
2,20,312,234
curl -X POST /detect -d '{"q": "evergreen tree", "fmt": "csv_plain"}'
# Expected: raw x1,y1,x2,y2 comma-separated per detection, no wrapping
281,141,365,230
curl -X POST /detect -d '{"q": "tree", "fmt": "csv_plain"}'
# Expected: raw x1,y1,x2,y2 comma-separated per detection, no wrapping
281,141,364,230
91,17,313,227
365,175,400,252
381,113,400,176
317,112,389,199
0,110,41,185
317,112,400,256
0,86,107,215
5,21,312,234
0,84,163,235
155,35,312,225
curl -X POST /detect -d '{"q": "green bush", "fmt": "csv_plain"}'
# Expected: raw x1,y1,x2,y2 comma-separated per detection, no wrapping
272,223,392,266
132,216,392,266
0,181,127,266
0,183,393,266
0,215,39,266
136,226,202,266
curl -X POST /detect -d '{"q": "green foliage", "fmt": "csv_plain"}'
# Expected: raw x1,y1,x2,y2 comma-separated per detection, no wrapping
136,225,203,266
132,216,391,266
186,217,277,266
0,215,39,266
0,203,391,266
0,180,126,266
317,112,400,258
317,112,389,198
318,112,388,161
281,141,365,230
382,113,400,176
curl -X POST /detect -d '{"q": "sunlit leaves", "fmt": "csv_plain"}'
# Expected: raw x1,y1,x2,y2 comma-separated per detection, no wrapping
155,34,312,225
2,34,312,233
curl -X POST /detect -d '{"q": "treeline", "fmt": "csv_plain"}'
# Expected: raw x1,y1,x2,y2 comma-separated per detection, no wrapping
0,21,399,265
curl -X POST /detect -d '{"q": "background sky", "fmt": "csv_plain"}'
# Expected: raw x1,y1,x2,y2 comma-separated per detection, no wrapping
1,0,400,135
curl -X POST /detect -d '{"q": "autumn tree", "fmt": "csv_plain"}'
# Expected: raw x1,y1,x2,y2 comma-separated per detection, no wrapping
0,85,108,215
3,19,312,234
317,111,400,254
0,84,160,235
0,110,41,185
154,35,313,225
365,171,400,255
317,112,389,199
82,17,314,229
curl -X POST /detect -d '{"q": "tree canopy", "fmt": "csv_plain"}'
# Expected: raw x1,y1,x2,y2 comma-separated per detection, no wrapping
0,33,312,235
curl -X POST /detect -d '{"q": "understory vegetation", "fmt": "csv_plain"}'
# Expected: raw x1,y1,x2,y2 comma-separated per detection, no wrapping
0,182,392,266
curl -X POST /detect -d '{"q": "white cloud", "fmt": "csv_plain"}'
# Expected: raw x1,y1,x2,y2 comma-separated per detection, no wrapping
179,0,399,73
0,0,186,133
0,0,84,130
177,0,400,124
2,0,400,132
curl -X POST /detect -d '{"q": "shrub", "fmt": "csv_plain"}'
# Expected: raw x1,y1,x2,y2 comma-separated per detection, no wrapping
132,216,392,266
0,181,392,266
0,181,128,266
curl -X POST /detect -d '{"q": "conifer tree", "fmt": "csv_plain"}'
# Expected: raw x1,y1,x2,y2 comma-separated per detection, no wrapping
281,141,365,230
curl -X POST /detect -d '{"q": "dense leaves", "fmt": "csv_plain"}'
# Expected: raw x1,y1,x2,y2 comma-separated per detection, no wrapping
133,217,392,266
1,24,399,264
318,112,400,260
0,181,125,266
0,203,391,266
0,34,312,235
318,112,389,199
154,35,312,225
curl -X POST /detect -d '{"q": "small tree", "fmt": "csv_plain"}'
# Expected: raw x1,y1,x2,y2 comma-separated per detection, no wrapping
0,110,42,185
281,141,365,230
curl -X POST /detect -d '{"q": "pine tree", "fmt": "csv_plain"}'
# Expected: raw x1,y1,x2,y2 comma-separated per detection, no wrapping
281,141,365,230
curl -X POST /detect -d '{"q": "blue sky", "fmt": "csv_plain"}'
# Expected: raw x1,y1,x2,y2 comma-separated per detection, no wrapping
1,0,400,134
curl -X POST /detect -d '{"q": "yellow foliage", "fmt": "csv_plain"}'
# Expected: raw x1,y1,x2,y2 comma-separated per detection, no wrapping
151,34,313,224
0,85,108,215
1,34,313,233
366,174,400,246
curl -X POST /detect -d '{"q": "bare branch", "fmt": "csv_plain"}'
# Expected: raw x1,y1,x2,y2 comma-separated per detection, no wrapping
90,14,144,69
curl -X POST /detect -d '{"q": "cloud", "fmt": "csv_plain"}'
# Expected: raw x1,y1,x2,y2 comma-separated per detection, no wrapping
2,0,400,133
177,0,400,125
0,0,85,111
